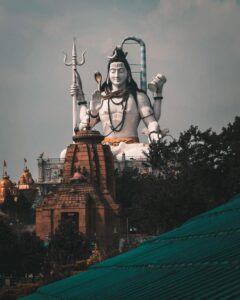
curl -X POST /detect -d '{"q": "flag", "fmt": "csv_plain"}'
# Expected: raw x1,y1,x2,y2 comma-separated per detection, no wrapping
24,158,27,163
3,160,7,167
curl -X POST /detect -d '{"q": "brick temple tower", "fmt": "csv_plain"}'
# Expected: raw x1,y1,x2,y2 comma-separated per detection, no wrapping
36,129,120,242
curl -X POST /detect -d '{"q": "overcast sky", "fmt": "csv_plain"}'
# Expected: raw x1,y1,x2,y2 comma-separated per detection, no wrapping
0,0,240,181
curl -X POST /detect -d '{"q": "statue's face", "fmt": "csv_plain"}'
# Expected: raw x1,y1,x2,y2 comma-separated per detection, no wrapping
109,62,128,88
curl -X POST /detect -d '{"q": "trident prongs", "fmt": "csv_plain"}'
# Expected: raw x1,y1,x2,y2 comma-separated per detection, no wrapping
63,38,86,67
77,51,86,66
63,52,71,66
64,38,87,136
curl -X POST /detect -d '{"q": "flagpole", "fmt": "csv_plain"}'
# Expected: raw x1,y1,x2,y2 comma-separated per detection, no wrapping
2,160,6,177
24,158,27,169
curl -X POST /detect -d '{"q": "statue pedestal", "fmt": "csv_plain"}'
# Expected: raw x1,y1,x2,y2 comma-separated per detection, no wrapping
72,129,104,144
110,142,149,160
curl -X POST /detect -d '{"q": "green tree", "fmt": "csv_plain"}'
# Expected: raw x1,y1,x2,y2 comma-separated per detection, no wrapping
0,220,19,275
218,116,240,198
45,219,91,272
1,190,16,220
18,231,46,275
0,220,45,276
117,117,240,235
128,174,178,234
141,117,240,233
15,193,34,224
115,168,140,208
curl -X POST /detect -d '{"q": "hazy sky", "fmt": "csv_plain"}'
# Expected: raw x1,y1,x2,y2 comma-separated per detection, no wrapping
0,0,240,181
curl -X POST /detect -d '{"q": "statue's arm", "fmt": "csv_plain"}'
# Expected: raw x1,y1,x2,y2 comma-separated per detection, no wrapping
89,113,100,128
137,92,161,142
79,113,100,130
151,74,166,121
153,94,162,121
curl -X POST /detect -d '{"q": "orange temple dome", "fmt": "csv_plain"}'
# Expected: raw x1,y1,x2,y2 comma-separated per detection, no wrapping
0,172,13,203
18,167,34,186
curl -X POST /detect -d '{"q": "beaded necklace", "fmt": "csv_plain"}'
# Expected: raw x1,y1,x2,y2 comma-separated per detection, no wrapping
107,91,129,132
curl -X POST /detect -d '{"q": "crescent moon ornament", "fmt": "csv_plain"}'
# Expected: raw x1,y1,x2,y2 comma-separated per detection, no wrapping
107,49,117,59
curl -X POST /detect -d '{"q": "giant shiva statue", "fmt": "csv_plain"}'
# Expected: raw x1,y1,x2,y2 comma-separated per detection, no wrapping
79,47,166,158
62,38,167,159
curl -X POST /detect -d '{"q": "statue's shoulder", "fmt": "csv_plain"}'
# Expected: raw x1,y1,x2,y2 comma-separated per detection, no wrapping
136,90,148,98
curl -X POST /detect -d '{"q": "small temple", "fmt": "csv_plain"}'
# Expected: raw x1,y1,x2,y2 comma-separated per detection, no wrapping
17,167,34,190
0,166,37,205
36,129,120,243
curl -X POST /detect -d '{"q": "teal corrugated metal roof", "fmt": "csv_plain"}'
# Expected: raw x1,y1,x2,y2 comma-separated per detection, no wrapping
22,194,240,299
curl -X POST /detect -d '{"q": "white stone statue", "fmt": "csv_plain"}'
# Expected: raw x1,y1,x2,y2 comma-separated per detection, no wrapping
78,47,167,159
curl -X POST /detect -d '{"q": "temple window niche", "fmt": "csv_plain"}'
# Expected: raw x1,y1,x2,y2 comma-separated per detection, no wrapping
61,212,79,231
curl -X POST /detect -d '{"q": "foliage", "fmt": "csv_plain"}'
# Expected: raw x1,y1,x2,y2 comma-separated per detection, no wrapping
115,168,140,208
218,116,240,197
44,219,91,273
1,191,16,219
0,220,19,276
19,232,46,275
117,116,240,235
15,193,35,224
1,191,34,225
0,220,45,276
86,245,103,267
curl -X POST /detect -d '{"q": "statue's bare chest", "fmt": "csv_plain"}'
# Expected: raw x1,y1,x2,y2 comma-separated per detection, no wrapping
99,95,138,117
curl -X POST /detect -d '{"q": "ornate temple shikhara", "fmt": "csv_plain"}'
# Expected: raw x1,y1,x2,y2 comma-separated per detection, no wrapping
36,129,120,241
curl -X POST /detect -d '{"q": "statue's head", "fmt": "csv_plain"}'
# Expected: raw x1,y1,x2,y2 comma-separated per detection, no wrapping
102,46,139,93
107,47,130,73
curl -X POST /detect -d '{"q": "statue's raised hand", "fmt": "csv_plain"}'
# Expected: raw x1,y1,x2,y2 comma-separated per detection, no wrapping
90,90,102,115
155,74,167,96
148,74,167,96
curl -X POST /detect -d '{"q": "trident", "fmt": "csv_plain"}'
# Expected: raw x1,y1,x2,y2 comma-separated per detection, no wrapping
64,38,86,135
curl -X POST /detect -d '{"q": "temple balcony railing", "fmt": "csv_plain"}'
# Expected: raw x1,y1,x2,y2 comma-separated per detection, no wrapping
37,158,65,184
37,156,150,184
114,156,151,174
